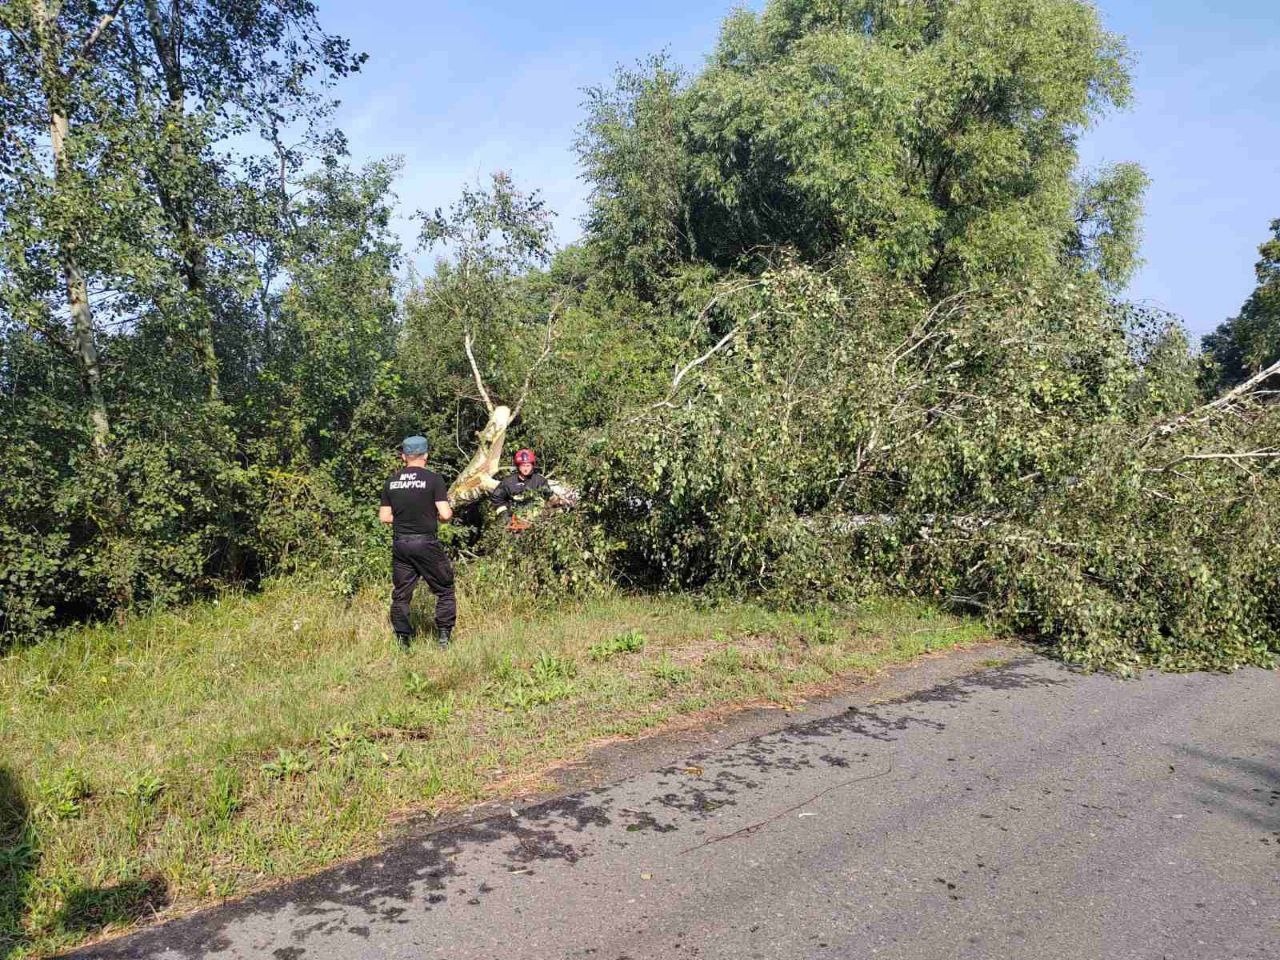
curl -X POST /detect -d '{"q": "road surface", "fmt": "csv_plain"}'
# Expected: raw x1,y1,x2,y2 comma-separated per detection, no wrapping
68,647,1279,960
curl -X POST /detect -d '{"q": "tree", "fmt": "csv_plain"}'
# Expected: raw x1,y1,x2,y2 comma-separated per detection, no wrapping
250,159,403,468
0,1,372,639
117,0,364,401
0,1,364,452
1203,219,1280,389
405,173,560,505
1066,163,1149,291
579,0,1140,296
0,0,130,455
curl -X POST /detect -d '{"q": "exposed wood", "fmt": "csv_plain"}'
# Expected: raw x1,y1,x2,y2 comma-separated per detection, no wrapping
447,405,511,507
452,304,562,503
1143,356,1280,447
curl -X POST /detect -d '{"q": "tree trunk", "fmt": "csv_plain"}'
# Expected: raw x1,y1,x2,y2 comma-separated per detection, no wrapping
36,1,111,456
57,201,112,456
143,0,220,400
448,406,512,507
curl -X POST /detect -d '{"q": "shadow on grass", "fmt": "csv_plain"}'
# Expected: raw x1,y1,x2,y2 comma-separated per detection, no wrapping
2,765,169,957
1,766,37,960
57,876,171,938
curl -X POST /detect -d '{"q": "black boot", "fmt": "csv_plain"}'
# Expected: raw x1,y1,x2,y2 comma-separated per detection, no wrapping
395,631,413,650
436,627,452,650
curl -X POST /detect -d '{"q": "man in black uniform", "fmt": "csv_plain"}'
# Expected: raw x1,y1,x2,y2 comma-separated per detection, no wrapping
490,448,552,531
379,435,455,649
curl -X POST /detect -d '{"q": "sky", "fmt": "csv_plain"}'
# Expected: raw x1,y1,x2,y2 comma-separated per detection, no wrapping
318,0,1280,337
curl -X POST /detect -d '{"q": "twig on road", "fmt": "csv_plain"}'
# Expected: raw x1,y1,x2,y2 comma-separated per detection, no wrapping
678,765,894,854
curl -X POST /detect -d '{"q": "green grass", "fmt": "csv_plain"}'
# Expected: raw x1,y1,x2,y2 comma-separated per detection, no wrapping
0,579,990,958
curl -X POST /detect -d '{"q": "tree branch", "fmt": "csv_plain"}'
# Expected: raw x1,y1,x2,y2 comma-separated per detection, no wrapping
511,299,561,420
69,0,127,77
463,331,495,414
686,278,762,340
651,322,747,411
1142,357,1280,447
1152,449,1280,472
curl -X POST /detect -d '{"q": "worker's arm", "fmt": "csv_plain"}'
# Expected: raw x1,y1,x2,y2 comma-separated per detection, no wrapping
532,474,562,507
490,479,511,514
379,480,393,525
433,474,453,523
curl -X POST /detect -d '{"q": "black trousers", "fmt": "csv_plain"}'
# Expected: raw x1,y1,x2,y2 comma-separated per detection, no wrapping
390,535,456,633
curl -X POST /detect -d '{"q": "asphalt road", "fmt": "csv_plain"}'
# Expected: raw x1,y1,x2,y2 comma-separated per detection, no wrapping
69,648,1279,960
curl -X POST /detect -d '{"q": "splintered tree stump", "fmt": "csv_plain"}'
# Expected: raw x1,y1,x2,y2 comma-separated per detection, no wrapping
448,405,511,507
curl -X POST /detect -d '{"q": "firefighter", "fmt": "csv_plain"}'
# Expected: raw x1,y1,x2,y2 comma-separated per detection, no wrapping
490,448,552,532
379,435,455,649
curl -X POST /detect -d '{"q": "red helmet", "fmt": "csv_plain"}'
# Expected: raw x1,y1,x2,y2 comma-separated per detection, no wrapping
514,448,536,466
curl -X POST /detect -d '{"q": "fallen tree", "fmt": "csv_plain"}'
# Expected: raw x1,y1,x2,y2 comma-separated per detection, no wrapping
578,262,1280,672
447,310,557,507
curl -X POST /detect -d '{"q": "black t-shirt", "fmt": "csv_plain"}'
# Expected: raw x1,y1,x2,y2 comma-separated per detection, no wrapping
381,467,449,537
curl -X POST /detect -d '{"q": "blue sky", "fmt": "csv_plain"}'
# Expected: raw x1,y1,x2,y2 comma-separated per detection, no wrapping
319,0,1280,337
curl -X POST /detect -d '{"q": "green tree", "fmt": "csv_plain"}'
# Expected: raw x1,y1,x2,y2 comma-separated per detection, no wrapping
0,0,132,455
579,0,1140,295
248,160,403,472
400,172,558,464
0,1,373,640
1203,219,1280,389
1066,163,1149,291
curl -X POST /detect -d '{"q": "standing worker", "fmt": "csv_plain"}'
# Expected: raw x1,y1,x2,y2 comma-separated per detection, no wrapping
490,448,552,531
379,435,455,649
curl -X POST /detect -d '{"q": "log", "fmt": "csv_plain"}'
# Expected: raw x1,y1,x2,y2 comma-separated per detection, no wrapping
448,405,511,507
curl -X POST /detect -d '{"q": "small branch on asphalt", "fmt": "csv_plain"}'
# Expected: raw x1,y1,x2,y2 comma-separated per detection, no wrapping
678,765,893,854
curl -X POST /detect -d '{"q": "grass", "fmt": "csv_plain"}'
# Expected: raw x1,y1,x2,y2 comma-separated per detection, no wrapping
0,578,990,958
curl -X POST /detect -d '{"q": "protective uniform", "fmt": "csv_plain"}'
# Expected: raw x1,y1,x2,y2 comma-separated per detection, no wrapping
382,436,455,646
490,449,552,526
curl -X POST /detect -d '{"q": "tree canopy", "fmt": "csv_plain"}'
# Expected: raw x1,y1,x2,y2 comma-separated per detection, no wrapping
579,0,1144,296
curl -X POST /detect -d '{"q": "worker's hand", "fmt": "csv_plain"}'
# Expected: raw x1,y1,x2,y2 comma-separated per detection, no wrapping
507,516,532,534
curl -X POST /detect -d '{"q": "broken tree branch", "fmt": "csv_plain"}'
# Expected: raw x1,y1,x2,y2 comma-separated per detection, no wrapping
650,316,758,412
463,332,495,414
1150,448,1280,473
447,405,512,507
686,278,763,340
1142,357,1280,447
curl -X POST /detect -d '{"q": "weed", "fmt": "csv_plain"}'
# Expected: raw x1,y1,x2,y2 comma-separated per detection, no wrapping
403,671,433,699
324,722,358,753
420,694,454,727
260,749,313,781
704,646,745,675
650,654,692,686
206,767,242,828
489,655,518,683
588,629,647,660
502,676,575,710
532,651,577,682
35,768,91,822
118,773,165,806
